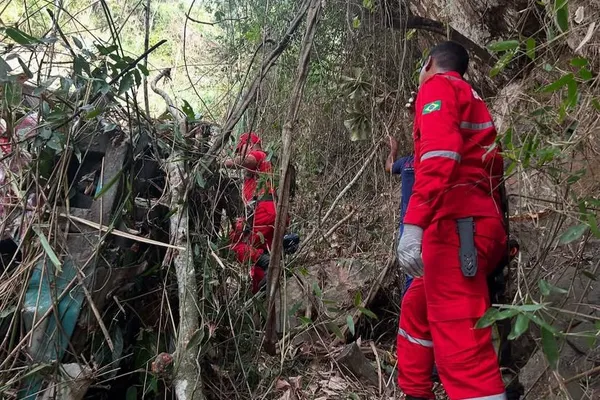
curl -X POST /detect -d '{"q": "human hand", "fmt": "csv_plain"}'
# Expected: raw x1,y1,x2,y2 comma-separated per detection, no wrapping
387,134,398,149
396,224,424,277
405,91,417,114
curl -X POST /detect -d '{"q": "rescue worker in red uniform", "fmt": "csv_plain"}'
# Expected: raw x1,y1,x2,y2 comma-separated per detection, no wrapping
224,132,276,294
396,41,507,400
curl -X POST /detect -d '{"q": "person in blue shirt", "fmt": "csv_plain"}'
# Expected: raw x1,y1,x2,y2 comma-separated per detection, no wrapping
385,135,415,295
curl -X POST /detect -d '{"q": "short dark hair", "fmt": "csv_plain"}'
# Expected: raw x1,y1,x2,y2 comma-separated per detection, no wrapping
430,41,470,76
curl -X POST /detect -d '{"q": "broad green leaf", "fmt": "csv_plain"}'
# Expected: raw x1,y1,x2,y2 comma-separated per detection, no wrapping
96,44,119,55
541,327,559,370
587,214,600,238
554,0,568,9
539,279,551,296
353,291,362,307
74,55,90,76
539,73,574,93
186,328,205,351
476,308,500,328
118,71,135,95
581,269,597,281
558,223,588,244
133,69,142,87
502,303,545,312
555,6,569,33
138,64,149,76
526,38,536,60
195,173,206,189
182,100,195,120
4,27,43,46
542,279,568,295
85,107,103,120
298,316,312,326
587,215,600,237
528,313,559,334
94,167,124,200
497,308,520,319
39,126,53,140
571,57,589,67
352,16,361,29
487,40,520,52
579,68,593,81
508,313,530,340
0,57,12,79
327,322,344,339
72,36,83,49
126,387,137,400
32,226,62,272
566,79,578,109
3,81,22,107
593,99,600,111
346,315,355,336
312,282,322,298
490,48,517,77
363,0,374,12
358,306,378,320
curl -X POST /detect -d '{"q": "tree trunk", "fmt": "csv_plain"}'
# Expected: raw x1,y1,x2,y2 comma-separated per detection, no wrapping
264,0,322,355
152,70,205,400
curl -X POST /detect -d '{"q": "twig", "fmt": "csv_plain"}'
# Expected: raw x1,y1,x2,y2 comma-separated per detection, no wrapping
263,0,322,356
185,13,245,26
143,0,151,116
563,364,600,384
369,341,383,395
324,209,356,239
59,213,185,250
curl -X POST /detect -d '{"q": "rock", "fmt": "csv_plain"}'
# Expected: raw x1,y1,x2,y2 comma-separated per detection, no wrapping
40,363,93,400
336,342,380,387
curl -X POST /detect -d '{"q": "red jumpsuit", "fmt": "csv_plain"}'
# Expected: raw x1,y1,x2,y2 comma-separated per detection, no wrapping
229,149,277,293
397,71,507,400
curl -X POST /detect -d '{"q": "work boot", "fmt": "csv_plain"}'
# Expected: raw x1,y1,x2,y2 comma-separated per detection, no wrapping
256,253,270,270
252,253,270,293
505,376,524,400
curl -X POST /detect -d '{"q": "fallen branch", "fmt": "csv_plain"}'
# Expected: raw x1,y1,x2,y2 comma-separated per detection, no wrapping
382,2,495,66
263,0,322,355
60,213,185,250
151,70,204,400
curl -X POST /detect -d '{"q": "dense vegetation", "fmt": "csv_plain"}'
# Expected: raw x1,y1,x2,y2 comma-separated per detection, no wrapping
0,0,599,399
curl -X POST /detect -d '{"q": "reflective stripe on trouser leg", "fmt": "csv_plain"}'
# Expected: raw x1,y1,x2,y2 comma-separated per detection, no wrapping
460,121,494,130
420,150,461,162
463,394,507,400
398,328,433,347
397,278,435,399
423,218,507,400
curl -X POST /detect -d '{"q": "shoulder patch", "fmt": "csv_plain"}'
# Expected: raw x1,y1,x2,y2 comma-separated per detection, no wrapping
422,100,441,115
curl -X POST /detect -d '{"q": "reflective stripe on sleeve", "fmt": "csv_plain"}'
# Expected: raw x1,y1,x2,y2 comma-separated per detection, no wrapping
464,393,507,400
420,150,461,163
460,121,494,130
397,328,433,347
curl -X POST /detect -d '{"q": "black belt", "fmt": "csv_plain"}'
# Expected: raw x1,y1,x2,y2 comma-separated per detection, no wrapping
255,194,274,202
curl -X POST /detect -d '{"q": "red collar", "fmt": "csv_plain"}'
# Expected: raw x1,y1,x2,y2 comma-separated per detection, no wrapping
440,71,462,80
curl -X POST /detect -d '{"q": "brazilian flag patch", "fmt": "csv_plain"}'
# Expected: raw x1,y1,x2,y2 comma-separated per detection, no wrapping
422,100,442,115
